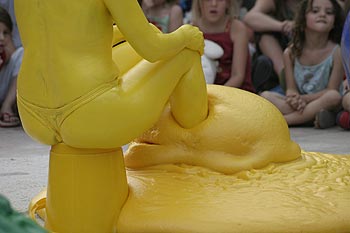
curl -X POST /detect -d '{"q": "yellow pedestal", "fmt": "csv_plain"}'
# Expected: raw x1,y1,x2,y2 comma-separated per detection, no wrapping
45,144,128,233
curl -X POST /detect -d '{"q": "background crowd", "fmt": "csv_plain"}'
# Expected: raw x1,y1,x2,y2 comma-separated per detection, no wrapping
139,0,350,130
0,0,349,130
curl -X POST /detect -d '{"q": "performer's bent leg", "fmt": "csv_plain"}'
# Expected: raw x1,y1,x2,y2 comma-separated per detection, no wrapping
117,48,208,129
60,48,208,148
169,50,208,128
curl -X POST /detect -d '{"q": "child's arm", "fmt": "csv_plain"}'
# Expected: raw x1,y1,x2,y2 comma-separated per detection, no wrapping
225,19,249,88
243,0,290,33
327,47,344,90
168,3,183,32
284,47,305,111
283,48,298,95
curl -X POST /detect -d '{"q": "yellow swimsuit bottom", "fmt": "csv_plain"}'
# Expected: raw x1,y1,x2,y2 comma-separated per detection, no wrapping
17,81,117,146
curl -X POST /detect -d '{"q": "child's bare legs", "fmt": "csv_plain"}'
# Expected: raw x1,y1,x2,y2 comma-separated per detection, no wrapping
259,34,285,76
285,90,341,126
261,90,341,126
260,91,294,114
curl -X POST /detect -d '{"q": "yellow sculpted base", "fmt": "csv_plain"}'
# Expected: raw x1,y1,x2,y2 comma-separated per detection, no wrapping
29,86,350,233
121,151,350,233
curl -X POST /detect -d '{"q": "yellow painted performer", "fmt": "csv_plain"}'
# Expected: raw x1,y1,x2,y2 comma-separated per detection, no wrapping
15,0,349,233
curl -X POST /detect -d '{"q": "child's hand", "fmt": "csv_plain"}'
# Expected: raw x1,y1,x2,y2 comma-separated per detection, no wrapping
286,93,299,110
281,20,294,38
178,25,204,55
286,93,306,113
296,96,307,113
286,93,297,109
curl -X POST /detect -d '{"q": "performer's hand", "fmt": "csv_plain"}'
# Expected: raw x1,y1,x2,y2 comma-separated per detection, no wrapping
178,24,204,55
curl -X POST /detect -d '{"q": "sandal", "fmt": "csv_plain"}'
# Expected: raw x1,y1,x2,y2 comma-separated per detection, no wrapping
314,109,336,129
0,112,21,127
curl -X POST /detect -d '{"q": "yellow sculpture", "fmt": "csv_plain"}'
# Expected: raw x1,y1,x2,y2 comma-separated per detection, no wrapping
15,1,349,233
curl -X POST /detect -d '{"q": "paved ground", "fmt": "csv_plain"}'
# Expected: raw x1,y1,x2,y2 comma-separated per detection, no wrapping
0,125,349,214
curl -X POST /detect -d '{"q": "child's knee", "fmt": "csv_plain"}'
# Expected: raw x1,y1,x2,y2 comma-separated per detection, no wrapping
325,89,342,105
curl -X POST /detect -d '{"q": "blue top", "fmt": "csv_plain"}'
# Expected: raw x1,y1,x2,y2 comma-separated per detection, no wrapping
294,46,339,94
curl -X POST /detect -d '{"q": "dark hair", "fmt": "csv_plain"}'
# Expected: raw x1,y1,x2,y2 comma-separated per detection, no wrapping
0,7,13,32
291,0,344,58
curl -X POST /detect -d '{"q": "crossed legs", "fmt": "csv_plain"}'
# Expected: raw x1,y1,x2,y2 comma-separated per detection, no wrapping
261,90,341,126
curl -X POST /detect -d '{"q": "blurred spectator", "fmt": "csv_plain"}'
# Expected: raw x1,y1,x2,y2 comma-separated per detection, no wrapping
243,0,299,94
0,0,21,48
180,0,192,13
336,0,350,130
260,0,345,129
142,0,183,33
180,0,192,23
191,0,254,92
0,6,23,127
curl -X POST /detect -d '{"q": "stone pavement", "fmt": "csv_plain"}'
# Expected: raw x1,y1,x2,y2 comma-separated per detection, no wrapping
0,125,349,213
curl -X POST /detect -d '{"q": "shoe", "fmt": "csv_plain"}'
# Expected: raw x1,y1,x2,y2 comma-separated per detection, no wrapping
0,112,21,127
314,109,336,129
251,55,279,93
336,111,350,130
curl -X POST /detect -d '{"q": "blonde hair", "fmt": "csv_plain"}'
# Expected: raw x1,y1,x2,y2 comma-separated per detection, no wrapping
191,0,239,23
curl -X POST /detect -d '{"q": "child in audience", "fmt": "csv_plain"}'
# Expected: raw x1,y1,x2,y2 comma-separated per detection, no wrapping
142,0,183,33
0,0,21,48
191,0,255,92
337,0,350,130
260,0,345,129
0,6,23,127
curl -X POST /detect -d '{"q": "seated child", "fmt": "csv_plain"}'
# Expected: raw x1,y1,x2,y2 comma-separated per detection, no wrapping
337,6,350,130
0,6,23,127
260,0,345,128
191,0,255,92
